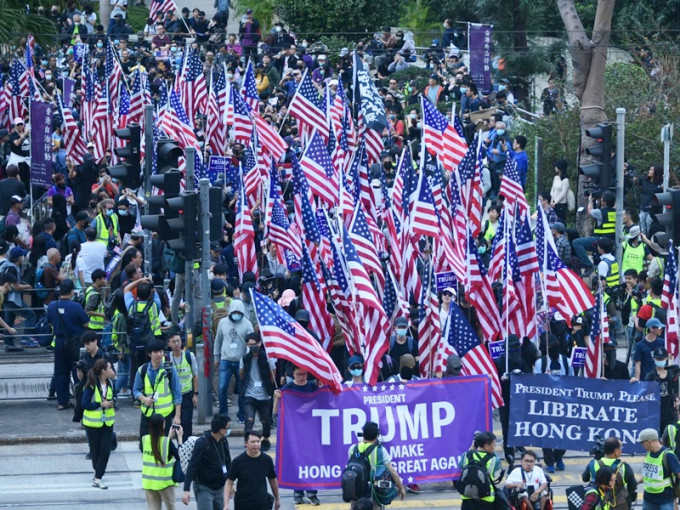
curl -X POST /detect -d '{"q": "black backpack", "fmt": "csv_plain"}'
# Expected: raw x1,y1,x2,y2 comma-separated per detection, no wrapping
456,451,494,499
650,302,668,326
127,299,155,351
105,288,125,321
342,443,378,502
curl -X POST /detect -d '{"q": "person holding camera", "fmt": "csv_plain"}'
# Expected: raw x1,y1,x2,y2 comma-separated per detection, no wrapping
74,331,105,425
82,358,117,489
142,413,183,510
504,451,550,510
134,340,182,449
458,431,502,509
581,437,637,510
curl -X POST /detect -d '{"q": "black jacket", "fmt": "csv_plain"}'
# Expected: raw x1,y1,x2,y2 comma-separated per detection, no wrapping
183,431,232,491
240,350,274,398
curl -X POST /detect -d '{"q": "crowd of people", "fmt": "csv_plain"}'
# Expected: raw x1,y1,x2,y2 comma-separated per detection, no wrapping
0,2,677,510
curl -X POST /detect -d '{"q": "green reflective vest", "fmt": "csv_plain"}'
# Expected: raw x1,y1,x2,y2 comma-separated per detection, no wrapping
594,208,616,238
483,221,497,244
642,449,673,494
82,382,115,428
461,451,496,502
602,257,620,287
85,285,105,330
141,435,175,490
133,300,162,337
173,351,193,395
622,241,645,274
583,487,611,510
140,365,174,418
95,214,119,246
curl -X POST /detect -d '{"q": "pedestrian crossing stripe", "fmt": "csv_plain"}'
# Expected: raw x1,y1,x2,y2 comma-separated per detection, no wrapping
309,494,570,509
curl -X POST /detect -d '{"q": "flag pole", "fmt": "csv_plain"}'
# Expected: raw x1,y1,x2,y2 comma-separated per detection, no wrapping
503,210,510,375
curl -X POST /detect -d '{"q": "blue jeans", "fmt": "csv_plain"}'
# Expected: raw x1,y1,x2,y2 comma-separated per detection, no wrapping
643,501,675,510
219,360,241,417
115,354,131,393
572,236,599,268
3,301,37,346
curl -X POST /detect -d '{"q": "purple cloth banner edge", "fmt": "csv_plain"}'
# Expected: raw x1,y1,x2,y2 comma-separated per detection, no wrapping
30,101,53,189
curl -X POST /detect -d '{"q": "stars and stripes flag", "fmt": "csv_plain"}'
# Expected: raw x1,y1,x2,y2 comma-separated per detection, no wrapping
515,209,539,276
268,200,302,261
348,202,385,288
499,155,529,217
410,162,441,239
252,112,288,162
585,288,608,378
7,59,27,121
105,42,122,115
382,266,410,324
128,68,144,123
180,48,208,126
299,130,337,207
443,170,468,281
150,0,178,26
287,70,328,140
291,153,320,244
465,232,502,341
420,96,467,172
458,138,483,237
56,93,88,165
446,299,504,408
111,86,130,166
251,290,343,393
536,207,595,317
233,170,258,280
662,241,679,360
25,34,42,101
242,141,261,202
241,60,259,111
231,87,253,144
418,262,442,378
206,68,227,155
92,84,111,162
301,242,335,352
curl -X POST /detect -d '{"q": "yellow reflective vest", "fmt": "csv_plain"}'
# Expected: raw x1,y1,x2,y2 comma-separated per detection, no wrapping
141,435,176,490
82,382,115,428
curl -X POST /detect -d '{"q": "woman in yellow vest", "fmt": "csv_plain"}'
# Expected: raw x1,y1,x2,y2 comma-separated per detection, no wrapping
142,413,183,510
82,358,117,489
580,465,615,510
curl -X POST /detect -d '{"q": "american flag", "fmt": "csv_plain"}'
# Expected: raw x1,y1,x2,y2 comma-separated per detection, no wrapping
7,59,28,121
287,71,328,140
128,68,144,123
206,69,227,155
410,165,441,239
536,207,595,317
111,86,130,166
233,171,258,280
149,0,177,25
458,139,483,238
105,42,122,115
446,299,504,408
382,266,410,324
181,49,208,126
241,60,259,111
499,155,529,217
443,171,467,281
252,290,343,393
420,96,467,172
329,79,354,159
662,241,679,360
301,243,335,352
292,153,320,243
349,203,385,288
252,112,288,162
515,210,539,275
163,88,204,179
585,289,607,378
56,93,88,165
242,142,261,202
268,200,302,261
231,88,253,144
418,262,442,378
465,232,502,341
299,130,337,207
92,84,111,162
25,35,41,101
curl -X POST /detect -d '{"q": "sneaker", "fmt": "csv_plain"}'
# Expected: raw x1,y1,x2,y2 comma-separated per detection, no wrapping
57,402,74,410
546,465,555,474
556,460,565,471
308,495,321,506
5,345,24,352
85,452,92,460
92,480,108,490
406,484,421,494
47,393,57,401
20,339,39,348
261,439,271,452
293,495,303,505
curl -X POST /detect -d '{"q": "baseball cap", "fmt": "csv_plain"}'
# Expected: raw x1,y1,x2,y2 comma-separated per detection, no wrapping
245,8,253,14
130,228,145,239
211,241,222,251
9,247,27,261
87,141,95,148
550,222,566,233
210,278,226,294
9,195,23,205
347,354,364,368
13,117,24,125
575,317,584,325
362,421,380,437
653,346,669,359
646,318,665,329
638,428,659,442
628,225,641,238
395,316,409,327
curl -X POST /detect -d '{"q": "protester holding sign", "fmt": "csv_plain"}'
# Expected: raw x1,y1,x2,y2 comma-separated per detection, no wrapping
638,428,680,510
581,437,637,510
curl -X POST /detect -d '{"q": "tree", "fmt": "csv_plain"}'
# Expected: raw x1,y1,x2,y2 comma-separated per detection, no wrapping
0,0,56,46
100,1,112,31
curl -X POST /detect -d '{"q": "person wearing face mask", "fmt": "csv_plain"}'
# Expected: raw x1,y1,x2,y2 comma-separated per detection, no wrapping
213,299,253,418
645,346,679,434
239,333,276,451
387,317,419,376
90,198,121,250
167,329,198,441
181,414,232,510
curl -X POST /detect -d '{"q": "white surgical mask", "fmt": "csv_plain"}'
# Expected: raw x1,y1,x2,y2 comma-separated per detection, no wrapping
275,26,282,33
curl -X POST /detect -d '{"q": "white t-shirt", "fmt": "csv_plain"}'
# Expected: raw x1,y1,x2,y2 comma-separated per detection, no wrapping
77,241,107,283
110,0,127,19
505,466,547,491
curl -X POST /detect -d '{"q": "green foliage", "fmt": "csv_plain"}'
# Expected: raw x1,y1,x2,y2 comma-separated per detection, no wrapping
0,0,56,46
388,66,431,89
277,0,404,42
126,5,149,33
399,0,440,47
233,0,279,29
316,36,355,59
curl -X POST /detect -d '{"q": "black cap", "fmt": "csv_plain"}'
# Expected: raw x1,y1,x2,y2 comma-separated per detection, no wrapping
653,346,669,359
362,421,380,437
211,278,226,293
395,316,408,327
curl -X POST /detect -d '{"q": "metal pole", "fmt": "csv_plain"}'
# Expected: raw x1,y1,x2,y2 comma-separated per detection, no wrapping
662,123,674,192
615,108,626,279
198,178,212,424
534,137,543,201
184,147,195,349
143,105,153,276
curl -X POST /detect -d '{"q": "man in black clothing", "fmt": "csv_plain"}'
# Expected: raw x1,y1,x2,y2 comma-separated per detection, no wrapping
0,165,26,216
68,150,98,214
240,333,275,452
225,431,280,510
182,414,232,510
387,316,418,376
29,219,58,270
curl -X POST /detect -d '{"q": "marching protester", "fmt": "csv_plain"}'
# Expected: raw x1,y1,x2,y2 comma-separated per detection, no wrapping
580,466,616,510
581,436,637,510
167,328,198,441
638,428,680,510
458,431,502,509
141,413,183,510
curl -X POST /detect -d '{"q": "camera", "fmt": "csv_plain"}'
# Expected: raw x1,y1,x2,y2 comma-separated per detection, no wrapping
590,434,605,460
375,480,392,489
171,424,180,430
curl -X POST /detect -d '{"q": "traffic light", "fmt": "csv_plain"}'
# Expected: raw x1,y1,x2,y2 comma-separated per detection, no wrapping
654,188,680,245
579,123,613,189
165,192,200,259
208,187,224,243
156,139,184,174
109,125,142,188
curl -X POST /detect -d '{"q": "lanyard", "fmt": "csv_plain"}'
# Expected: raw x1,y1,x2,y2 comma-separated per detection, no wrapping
212,437,225,467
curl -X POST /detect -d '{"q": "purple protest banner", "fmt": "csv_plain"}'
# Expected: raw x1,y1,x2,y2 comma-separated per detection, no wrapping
276,376,493,490
30,100,53,188
469,23,493,94
62,77,76,106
